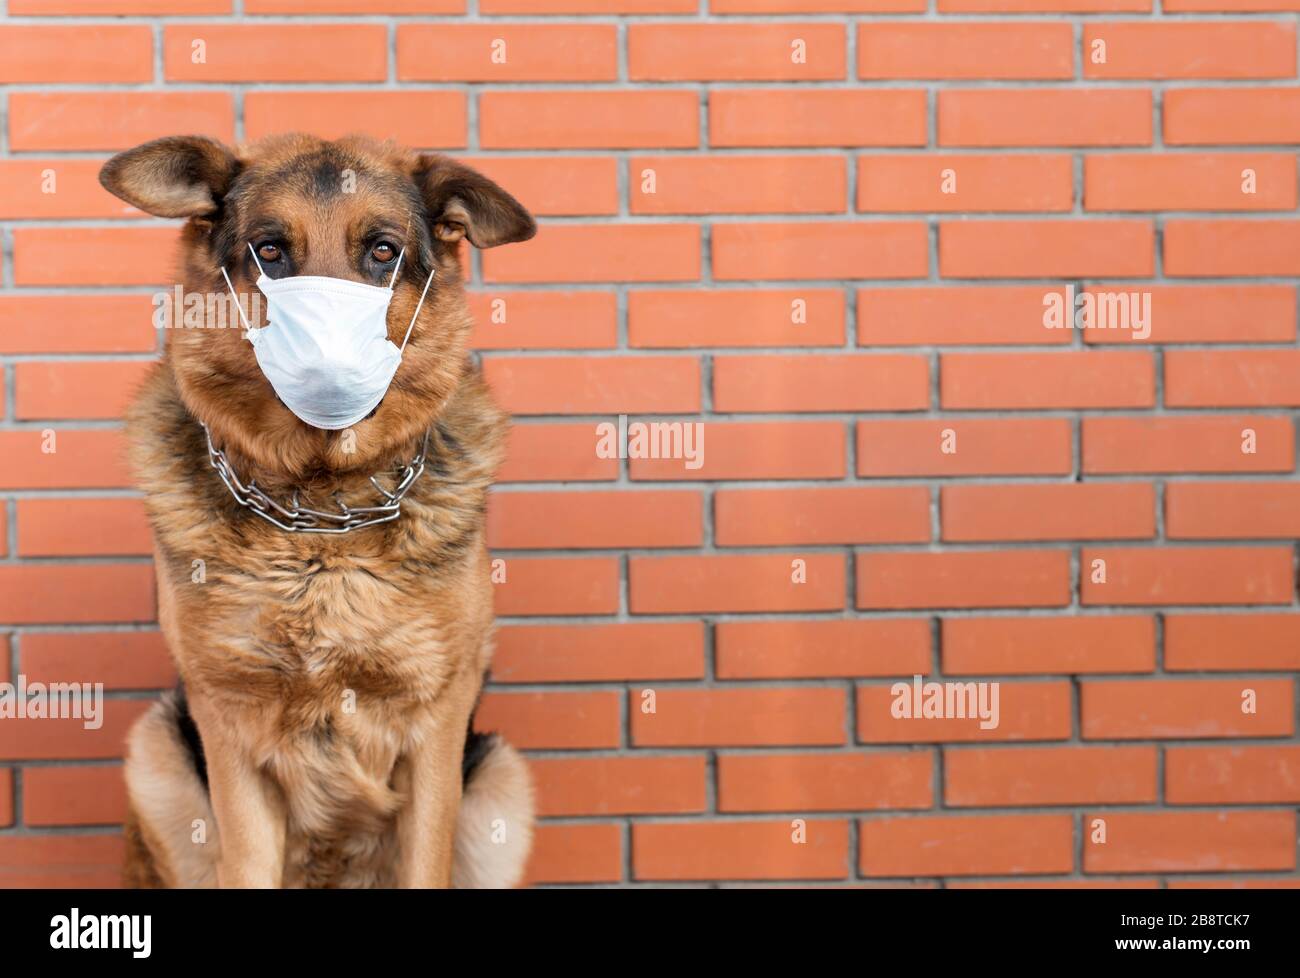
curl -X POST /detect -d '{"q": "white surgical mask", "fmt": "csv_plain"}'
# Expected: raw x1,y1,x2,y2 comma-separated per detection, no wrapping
221,244,434,430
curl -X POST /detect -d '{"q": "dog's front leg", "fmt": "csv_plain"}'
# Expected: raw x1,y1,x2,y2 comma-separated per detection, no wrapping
395,687,474,889
189,691,286,888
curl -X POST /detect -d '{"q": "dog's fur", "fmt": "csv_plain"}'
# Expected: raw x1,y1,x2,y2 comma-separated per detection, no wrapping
100,134,537,888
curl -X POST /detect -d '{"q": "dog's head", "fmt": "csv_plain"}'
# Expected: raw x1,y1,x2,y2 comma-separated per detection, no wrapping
100,134,534,476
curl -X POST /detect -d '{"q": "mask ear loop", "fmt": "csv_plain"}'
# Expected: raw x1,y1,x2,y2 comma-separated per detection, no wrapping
399,263,436,353
219,266,255,334
246,242,268,278
387,247,406,289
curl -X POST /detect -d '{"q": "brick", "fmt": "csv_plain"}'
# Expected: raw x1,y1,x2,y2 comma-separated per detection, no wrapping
475,691,620,749
1081,546,1294,606
716,619,931,679
858,550,1071,610
480,91,698,149
940,0,1149,9
463,159,619,218
629,552,837,614
0,160,150,220
1168,483,1300,539
631,156,846,215
0,700,153,761
468,291,617,350
950,878,1160,889
487,490,701,549
940,89,1152,146
1085,155,1296,211
0,430,132,491
249,0,460,7
13,227,182,287
858,419,1074,477
713,222,928,280
942,615,1156,675
1082,679,1294,739
858,155,1073,213
940,220,1155,278
1167,220,1300,276
483,355,699,414
245,91,466,147
9,92,234,152
532,756,706,816
398,24,616,81
1083,285,1295,344
11,0,230,10
1167,746,1300,804
17,499,152,557
632,687,846,747
942,351,1154,409
1083,416,1295,473
710,89,927,147
0,26,152,83
629,289,845,348
942,483,1155,542
0,296,157,354
716,0,923,8
1167,0,1300,7
861,815,1074,877
946,746,1158,805
486,0,691,8
859,23,1072,79
857,681,1072,743
629,24,845,81
716,486,930,546
1168,878,1300,890
719,752,933,812
714,354,929,412
492,622,705,683
1085,22,1295,79
0,835,125,888
1084,812,1295,873
482,224,700,283
15,361,153,421
490,556,619,616
498,423,617,483
1166,349,1300,407
524,823,622,886
164,24,387,82
21,632,174,691
1166,614,1300,671
24,766,128,827
1166,88,1300,144
635,819,849,881
632,421,846,481
0,565,154,625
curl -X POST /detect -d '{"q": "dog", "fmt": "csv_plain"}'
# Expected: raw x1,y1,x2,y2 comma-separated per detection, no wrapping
98,133,537,888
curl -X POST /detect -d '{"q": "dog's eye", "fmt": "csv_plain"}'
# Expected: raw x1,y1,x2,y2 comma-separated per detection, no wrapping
371,242,396,263
256,243,282,263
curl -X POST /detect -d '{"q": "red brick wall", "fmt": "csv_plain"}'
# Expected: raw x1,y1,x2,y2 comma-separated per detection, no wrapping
1,0,1299,888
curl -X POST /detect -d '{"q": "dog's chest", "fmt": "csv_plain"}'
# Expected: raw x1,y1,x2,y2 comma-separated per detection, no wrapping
192,551,467,717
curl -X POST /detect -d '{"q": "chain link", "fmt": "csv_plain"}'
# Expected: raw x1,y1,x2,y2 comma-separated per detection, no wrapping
202,422,431,534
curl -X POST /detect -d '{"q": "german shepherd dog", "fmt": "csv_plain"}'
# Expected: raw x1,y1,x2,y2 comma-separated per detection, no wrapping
98,134,537,888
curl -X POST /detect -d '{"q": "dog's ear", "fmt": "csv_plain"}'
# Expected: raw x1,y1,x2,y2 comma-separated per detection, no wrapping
99,136,240,219
412,154,536,249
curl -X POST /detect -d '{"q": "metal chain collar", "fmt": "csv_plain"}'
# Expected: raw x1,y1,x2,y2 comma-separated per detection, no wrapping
202,422,431,534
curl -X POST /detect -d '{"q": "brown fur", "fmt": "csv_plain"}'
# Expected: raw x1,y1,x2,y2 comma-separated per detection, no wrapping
102,134,536,888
